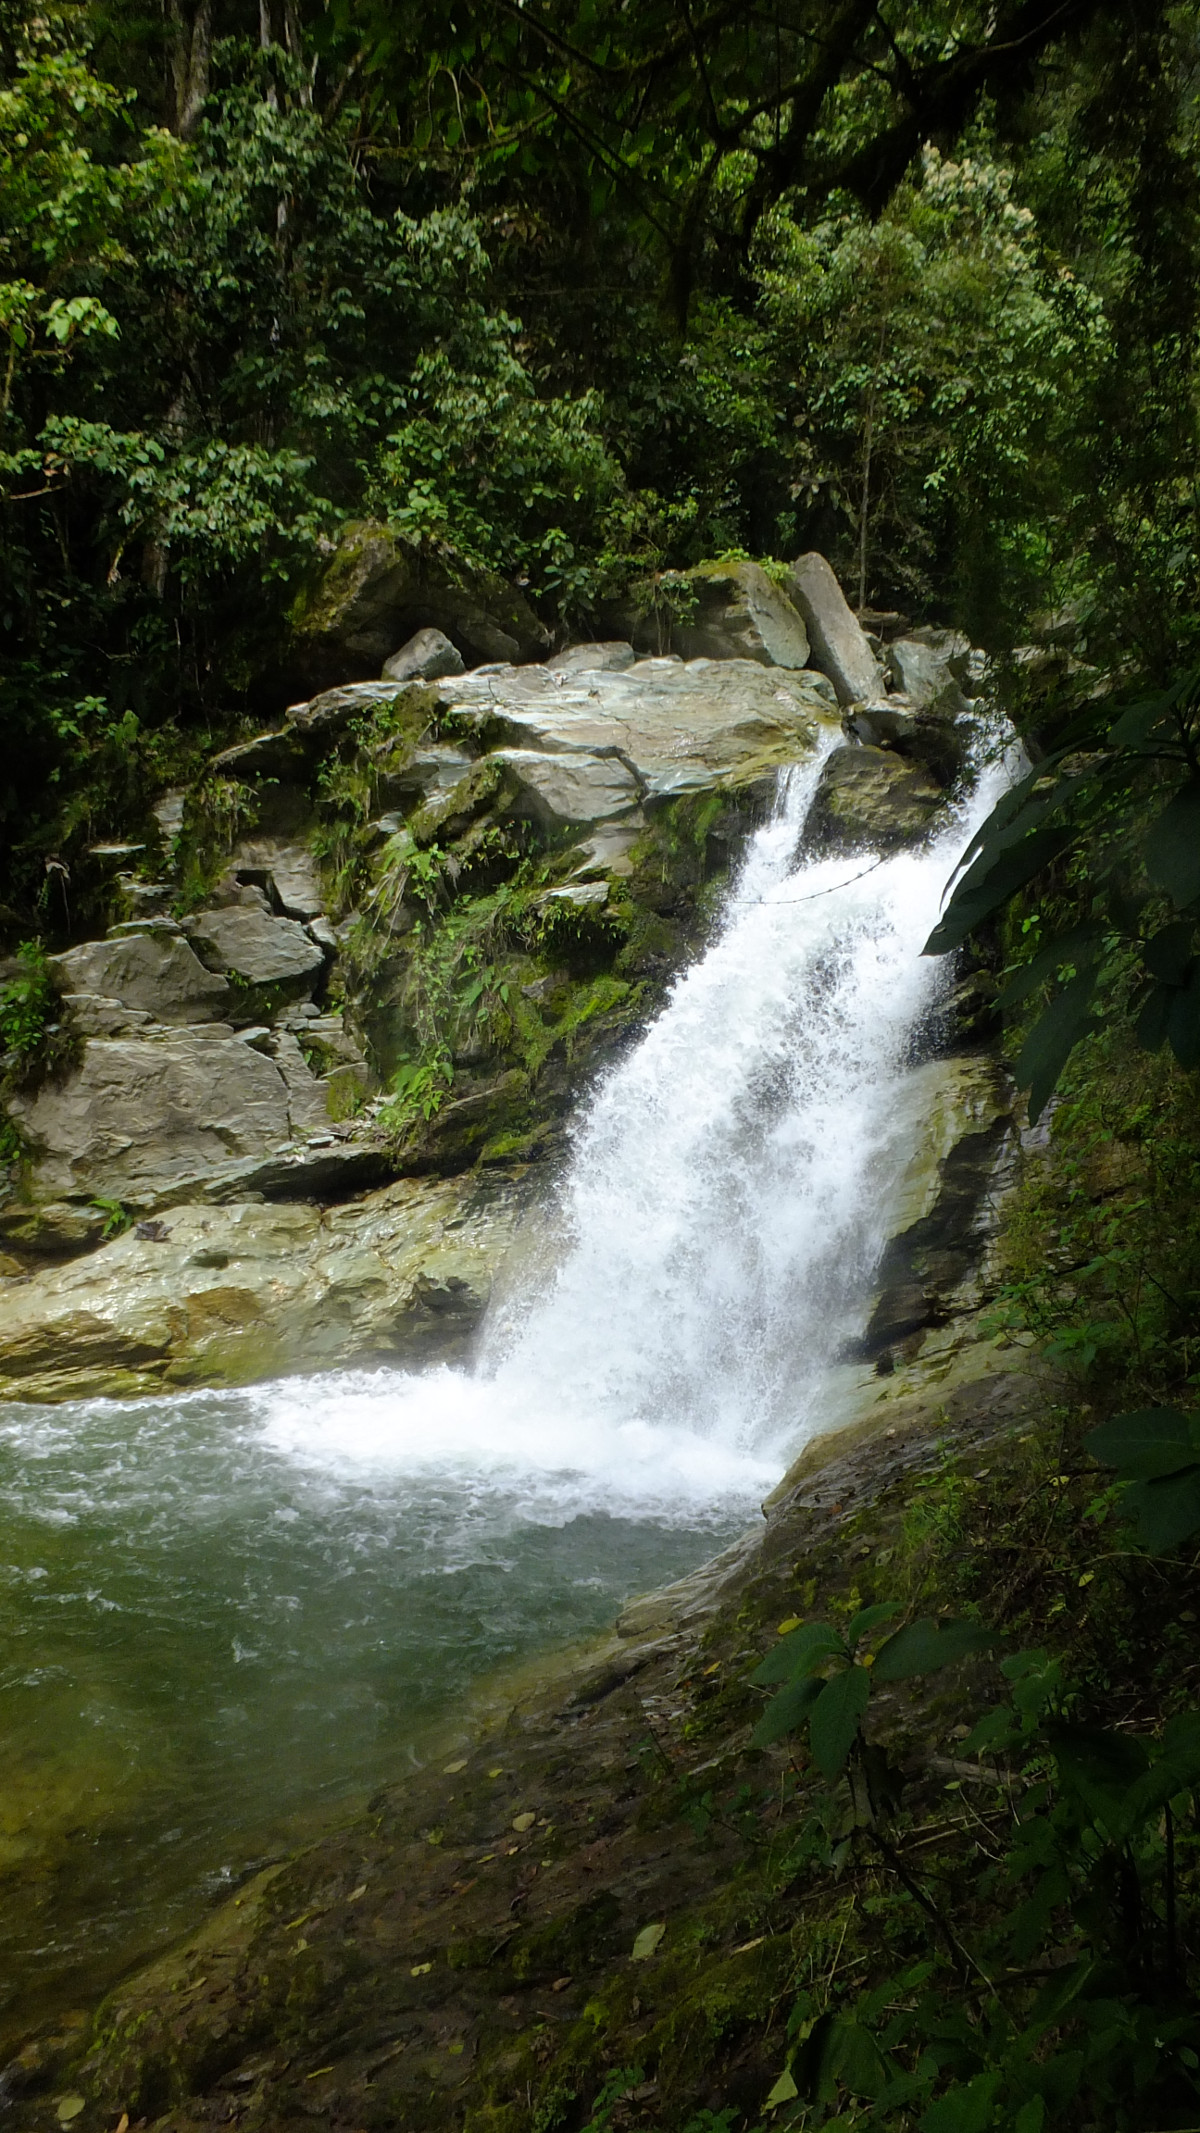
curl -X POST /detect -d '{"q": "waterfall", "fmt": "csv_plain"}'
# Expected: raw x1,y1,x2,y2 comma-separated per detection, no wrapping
257,733,1010,1530
0,727,1015,2020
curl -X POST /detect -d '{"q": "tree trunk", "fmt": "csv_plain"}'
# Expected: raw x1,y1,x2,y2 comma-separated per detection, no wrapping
166,0,213,140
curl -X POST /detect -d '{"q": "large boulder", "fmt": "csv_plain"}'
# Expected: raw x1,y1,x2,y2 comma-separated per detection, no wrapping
886,636,971,718
382,626,465,684
672,561,811,668
289,520,550,684
0,1170,532,1401
492,750,643,831
805,744,945,852
784,554,883,705
182,901,325,1007
435,657,837,801
50,933,232,1024
547,642,636,676
3,1031,296,1205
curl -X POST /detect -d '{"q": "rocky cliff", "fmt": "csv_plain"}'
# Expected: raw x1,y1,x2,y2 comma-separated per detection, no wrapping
0,555,985,1404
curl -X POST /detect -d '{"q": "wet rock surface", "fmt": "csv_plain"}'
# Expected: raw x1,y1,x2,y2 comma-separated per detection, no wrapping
9,1290,1037,2133
805,742,946,850
0,1167,534,1401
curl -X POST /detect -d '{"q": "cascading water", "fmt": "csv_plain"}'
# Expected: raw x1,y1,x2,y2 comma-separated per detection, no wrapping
0,729,1010,2034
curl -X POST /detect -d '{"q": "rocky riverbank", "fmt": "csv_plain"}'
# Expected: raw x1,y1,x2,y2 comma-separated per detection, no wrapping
0,551,986,1400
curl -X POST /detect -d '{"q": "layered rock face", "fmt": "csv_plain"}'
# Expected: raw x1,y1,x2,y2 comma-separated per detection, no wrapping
0,548,990,1399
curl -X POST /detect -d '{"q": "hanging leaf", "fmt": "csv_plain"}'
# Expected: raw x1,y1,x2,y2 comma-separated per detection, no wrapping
1143,918,1196,984
1086,1407,1199,1480
750,1621,845,1686
921,2070,1002,2133
847,1600,900,1645
750,1672,824,1748
1123,1470,1200,1552
873,1617,997,1682
1014,965,1100,1122
1136,979,1175,1052
923,824,1073,957
809,1665,871,1777
1168,966,1200,1069
1143,780,1200,908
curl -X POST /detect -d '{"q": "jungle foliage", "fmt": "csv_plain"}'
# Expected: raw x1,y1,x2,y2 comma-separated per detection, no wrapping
1,0,1197,938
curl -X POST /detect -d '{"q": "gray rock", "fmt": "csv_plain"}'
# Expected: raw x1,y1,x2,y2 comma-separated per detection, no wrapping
440,658,836,801
229,836,324,920
382,626,465,683
50,934,232,1025
0,1200,110,1256
673,560,811,668
493,749,643,830
547,642,637,676
208,729,311,782
904,625,973,681
289,519,549,681
183,906,325,997
784,554,883,705
270,1029,330,1132
4,1032,294,1203
846,704,964,788
805,744,946,852
151,789,187,844
60,993,154,1038
886,638,971,718
0,1170,531,1402
286,681,409,737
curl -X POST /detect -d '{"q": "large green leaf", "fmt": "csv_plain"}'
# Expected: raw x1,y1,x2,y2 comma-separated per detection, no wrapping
1046,1721,1151,1835
1143,918,1196,984
1144,779,1200,908
847,1601,900,1645
873,1617,996,1682
924,823,1073,958
921,2070,1002,2133
1168,965,1200,1069
750,1672,824,1748
1086,1407,1199,1480
1014,965,1100,1121
1124,1470,1200,1552
808,1665,871,1776
750,1621,845,1686
825,2017,887,2099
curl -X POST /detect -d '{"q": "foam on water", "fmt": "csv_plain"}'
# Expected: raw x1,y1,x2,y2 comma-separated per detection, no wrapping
0,722,1017,2029
251,732,1012,1523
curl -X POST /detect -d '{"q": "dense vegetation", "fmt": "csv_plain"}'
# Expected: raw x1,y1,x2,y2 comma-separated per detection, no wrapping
5,1,1200,2127
1,0,1197,936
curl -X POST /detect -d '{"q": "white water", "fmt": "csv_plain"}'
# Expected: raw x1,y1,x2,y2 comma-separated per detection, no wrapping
255,733,1010,1529
0,726,1016,2022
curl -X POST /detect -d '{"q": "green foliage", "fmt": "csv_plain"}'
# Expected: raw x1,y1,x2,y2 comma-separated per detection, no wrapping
0,939,60,1076
925,671,1200,1119
89,1194,132,1241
